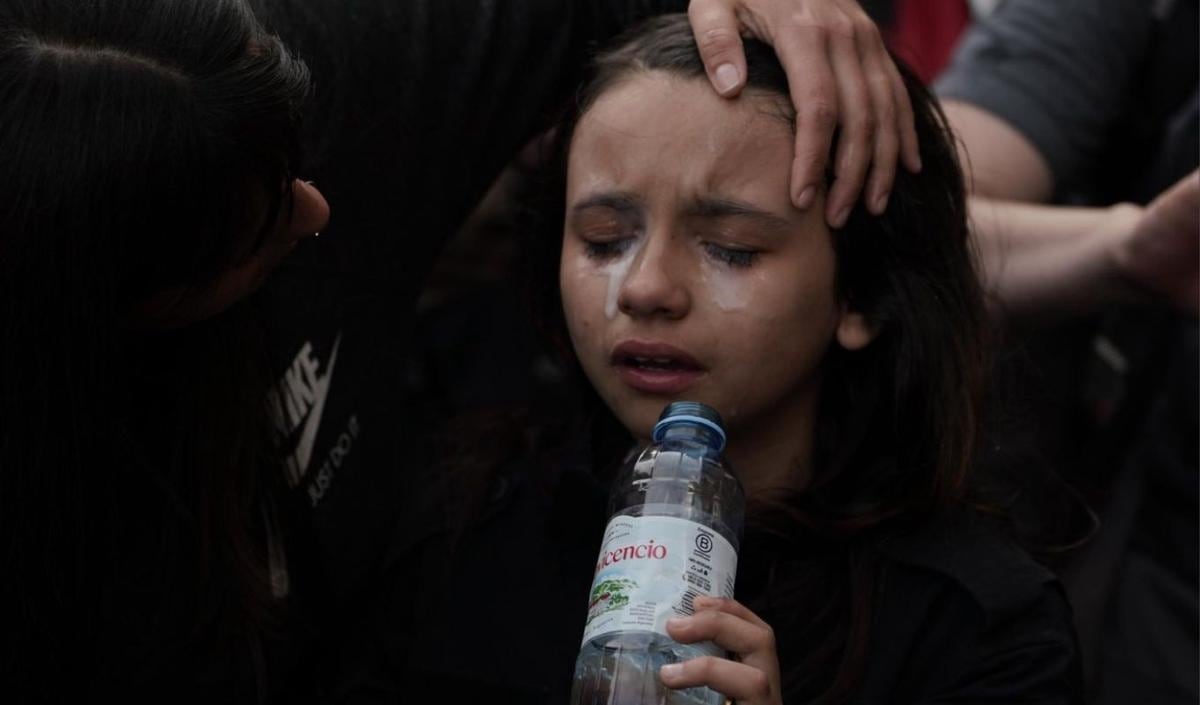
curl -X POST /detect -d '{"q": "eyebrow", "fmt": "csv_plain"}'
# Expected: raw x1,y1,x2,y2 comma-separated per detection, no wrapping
569,192,794,232
684,196,793,231
570,192,644,217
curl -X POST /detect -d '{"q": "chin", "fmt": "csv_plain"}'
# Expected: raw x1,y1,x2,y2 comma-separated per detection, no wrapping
605,392,672,440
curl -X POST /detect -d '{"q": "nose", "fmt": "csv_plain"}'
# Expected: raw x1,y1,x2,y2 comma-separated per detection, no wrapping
617,227,690,319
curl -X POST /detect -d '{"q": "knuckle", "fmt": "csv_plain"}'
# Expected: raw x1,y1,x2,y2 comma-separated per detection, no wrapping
852,14,880,42
694,656,719,679
691,610,716,631
828,15,856,41
855,113,878,136
867,72,893,95
688,4,727,25
877,137,900,162
696,26,739,54
876,94,899,123
805,99,838,128
748,670,772,697
760,625,777,651
786,13,826,40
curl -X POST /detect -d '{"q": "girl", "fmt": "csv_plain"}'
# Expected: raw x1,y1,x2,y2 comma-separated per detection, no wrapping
541,15,1080,703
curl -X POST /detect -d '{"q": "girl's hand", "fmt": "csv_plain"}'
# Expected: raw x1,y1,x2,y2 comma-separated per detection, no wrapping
661,595,783,705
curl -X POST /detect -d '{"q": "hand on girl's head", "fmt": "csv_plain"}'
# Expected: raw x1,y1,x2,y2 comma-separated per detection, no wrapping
685,0,921,225
661,596,783,705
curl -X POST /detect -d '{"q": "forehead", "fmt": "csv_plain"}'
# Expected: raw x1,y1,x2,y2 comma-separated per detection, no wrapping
569,72,794,193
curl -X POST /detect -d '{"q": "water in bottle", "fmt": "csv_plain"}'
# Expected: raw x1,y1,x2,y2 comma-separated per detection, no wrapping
570,401,745,705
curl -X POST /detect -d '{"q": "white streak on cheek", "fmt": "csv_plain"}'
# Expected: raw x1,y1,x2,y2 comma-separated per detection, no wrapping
604,257,632,320
700,260,751,312
602,242,642,320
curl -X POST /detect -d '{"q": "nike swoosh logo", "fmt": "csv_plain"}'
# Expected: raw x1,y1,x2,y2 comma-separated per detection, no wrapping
292,333,342,479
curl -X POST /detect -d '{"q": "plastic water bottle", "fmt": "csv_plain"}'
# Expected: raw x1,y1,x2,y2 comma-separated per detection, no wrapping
570,401,745,705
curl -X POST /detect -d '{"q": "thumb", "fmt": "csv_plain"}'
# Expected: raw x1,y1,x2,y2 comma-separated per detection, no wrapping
689,0,747,97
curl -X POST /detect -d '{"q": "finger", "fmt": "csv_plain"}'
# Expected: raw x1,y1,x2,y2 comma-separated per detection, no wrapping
824,11,874,229
860,40,899,214
689,0,748,97
884,56,921,174
692,595,771,629
774,26,837,210
666,611,774,656
660,656,774,703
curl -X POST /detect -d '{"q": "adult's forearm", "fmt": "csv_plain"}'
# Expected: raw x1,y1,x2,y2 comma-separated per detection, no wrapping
969,197,1145,319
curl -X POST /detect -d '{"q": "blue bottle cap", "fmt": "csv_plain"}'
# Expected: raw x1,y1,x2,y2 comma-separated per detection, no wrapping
651,401,727,452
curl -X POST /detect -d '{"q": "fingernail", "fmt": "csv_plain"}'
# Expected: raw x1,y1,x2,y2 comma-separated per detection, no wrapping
833,206,851,228
660,664,682,679
714,63,739,94
796,186,816,209
874,191,890,213
666,617,688,630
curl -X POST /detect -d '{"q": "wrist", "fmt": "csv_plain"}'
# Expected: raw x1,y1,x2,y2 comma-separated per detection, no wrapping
1102,202,1154,305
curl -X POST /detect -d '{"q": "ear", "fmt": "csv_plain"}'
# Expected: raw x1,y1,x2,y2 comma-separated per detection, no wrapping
836,305,877,351
290,179,330,235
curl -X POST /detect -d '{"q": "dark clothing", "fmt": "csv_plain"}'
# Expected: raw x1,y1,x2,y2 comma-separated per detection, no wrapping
255,1,692,700
401,454,1081,704
937,1,1199,702
937,0,1198,203
16,2,689,703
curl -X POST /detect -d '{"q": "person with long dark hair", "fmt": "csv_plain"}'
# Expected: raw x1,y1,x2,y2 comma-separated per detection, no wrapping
0,0,923,700
1,1,326,698
402,15,1081,703
550,16,1083,702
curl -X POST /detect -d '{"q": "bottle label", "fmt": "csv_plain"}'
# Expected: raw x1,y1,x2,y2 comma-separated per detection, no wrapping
580,514,737,646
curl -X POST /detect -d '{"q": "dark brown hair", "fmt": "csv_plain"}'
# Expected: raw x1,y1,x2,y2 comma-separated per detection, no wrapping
0,0,309,691
528,15,990,702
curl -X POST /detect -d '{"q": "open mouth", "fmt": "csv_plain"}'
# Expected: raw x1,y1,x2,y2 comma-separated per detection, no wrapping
615,355,701,372
611,342,705,394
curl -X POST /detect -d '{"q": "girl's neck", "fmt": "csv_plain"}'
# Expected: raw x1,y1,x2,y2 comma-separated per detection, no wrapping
721,391,820,499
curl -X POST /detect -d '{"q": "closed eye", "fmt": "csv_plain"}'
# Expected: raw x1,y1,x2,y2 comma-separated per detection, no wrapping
704,242,758,268
585,238,636,260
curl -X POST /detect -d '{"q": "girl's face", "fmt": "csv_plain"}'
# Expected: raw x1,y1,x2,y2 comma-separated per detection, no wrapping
560,72,872,442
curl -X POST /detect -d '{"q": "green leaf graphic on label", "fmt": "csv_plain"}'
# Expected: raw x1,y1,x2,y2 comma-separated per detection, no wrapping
586,578,637,623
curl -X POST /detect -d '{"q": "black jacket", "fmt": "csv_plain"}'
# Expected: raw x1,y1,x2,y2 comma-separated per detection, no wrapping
399,452,1082,704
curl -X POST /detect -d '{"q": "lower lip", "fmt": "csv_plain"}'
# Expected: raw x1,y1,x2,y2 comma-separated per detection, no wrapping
615,364,704,394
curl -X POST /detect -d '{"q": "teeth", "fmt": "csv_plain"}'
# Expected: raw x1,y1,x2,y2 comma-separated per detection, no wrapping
631,356,678,367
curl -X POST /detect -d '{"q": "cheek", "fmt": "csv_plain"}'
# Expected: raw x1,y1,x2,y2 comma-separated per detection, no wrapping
560,237,645,332
559,249,606,348
704,255,841,391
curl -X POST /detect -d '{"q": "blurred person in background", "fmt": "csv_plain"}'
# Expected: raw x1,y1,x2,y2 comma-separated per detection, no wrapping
934,0,1198,702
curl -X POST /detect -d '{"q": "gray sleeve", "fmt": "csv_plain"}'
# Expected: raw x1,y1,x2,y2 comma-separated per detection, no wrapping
935,0,1156,190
